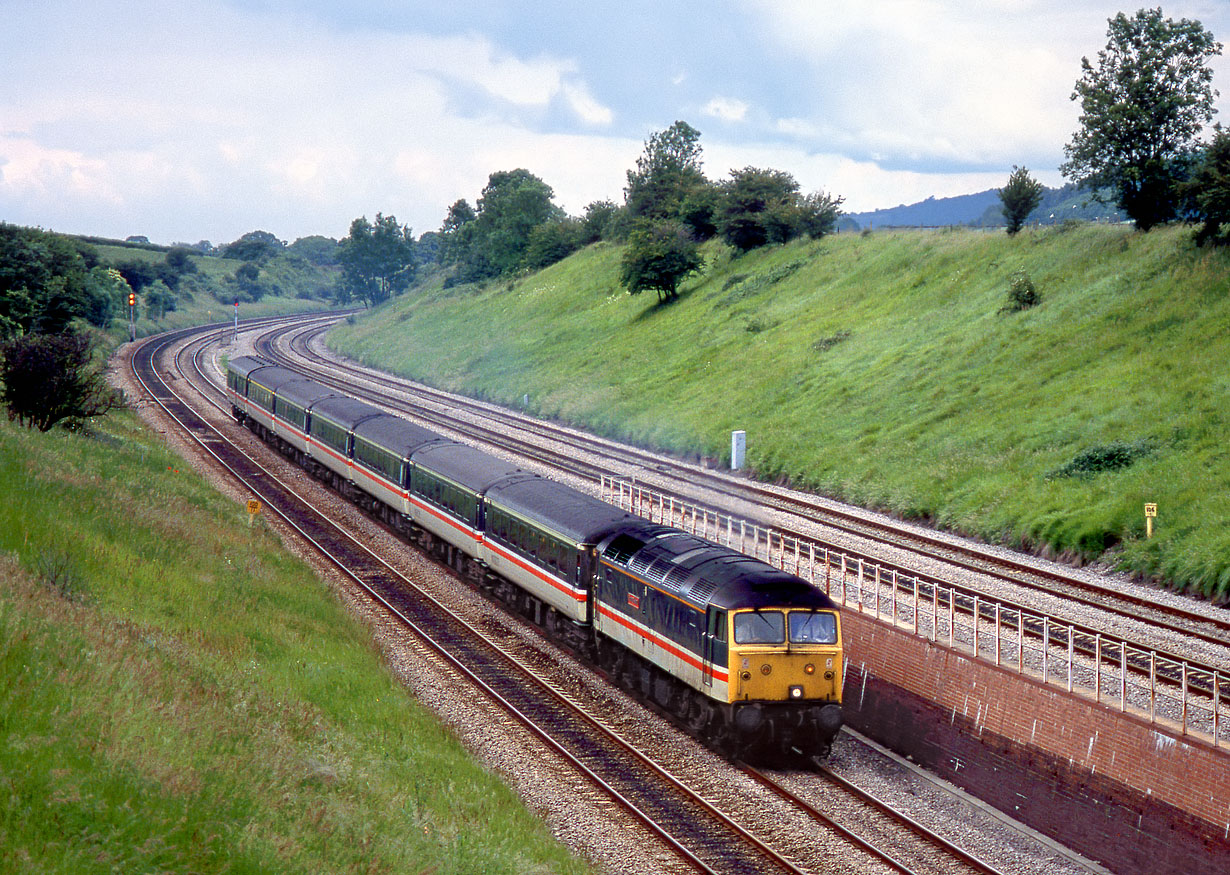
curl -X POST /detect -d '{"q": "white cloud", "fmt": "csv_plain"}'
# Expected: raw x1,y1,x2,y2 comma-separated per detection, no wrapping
743,0,1109,166
703,96,750,123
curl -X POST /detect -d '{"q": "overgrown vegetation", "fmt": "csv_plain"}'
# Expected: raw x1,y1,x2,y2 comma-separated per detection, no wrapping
0,330,122,431
329,224,1230,600
1002,270,1041,312
0,411,592,874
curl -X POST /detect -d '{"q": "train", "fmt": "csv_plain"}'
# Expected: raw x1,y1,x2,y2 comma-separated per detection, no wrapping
225,355,844,759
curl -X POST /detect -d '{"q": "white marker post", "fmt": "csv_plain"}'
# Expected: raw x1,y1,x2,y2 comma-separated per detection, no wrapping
731,430,746,471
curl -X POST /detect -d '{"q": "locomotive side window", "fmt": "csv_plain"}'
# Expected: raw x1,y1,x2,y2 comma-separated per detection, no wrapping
788,611,838,645
734,610,785,644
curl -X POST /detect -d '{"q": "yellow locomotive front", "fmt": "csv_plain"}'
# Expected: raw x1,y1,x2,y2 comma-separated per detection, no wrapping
723,606,844,757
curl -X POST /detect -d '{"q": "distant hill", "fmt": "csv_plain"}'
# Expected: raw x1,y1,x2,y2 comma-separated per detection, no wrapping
847,184,1125,229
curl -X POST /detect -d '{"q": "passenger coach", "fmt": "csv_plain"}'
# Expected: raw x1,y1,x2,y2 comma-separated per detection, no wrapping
226,355,844,757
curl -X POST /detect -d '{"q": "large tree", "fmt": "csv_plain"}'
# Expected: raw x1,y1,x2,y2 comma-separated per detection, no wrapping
1061,8,1222,231
625,121,712,224
338,213,416,307
439,171,560,283
998,166,1044,235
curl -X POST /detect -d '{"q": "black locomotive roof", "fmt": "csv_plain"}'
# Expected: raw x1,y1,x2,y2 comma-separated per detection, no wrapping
353,413,450,458
411,441,527,493
226,355,271,379
484,477,640,544
597,527,836,612
309,395,384,429
245,364,307,392
276,378,341,409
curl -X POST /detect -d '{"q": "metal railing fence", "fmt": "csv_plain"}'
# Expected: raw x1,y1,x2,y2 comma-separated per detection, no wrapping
600,476,1228,750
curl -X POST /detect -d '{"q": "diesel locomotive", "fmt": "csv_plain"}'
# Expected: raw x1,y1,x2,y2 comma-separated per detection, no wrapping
226,355,844,758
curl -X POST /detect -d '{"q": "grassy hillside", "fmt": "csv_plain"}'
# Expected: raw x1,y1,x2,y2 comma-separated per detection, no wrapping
0,412,591,874
328,224,1230,600
89,241,336,337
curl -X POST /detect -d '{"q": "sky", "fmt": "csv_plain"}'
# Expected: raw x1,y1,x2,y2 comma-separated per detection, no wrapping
3,1,1230,246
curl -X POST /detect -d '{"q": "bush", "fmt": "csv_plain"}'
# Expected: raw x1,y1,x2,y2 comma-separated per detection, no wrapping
1002,270,1040,312
0,331,123,431
1048,439,1154,479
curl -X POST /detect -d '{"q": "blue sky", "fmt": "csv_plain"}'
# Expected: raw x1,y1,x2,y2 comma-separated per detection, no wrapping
3,1,1229,245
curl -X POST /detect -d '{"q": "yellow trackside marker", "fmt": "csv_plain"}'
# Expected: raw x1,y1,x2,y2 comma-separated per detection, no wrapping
1145,503,1157,539
247,499,261,525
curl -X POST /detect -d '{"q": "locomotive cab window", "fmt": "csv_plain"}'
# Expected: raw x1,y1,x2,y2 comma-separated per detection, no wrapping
788,610,838,645
733,610,785,645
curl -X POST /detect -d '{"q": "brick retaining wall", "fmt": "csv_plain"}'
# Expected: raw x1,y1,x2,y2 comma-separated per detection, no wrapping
839,610,1230,875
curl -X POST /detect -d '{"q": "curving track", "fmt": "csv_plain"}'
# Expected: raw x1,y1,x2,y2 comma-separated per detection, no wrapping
127,319,1035,874
244,317,1229,662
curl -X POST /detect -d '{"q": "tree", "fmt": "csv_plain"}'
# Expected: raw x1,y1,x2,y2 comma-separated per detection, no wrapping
793,190,844,239
719,167,801,251
625,121,710,223
438,171,560,283
220,230,286,261
0,330,123,431
581,199,625,243
338,213,416,307
1186,127,1230,245
524,219,585,271
998,166,1045,234
716,168,842,252
1,223,104,335
619,221,703,303
234,261,263,300
1061,8,1222,231
288,236,339,266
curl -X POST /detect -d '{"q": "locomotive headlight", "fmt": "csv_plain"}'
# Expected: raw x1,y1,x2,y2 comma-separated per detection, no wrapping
804,663,816,675
760,664,772,676
789,685,804,699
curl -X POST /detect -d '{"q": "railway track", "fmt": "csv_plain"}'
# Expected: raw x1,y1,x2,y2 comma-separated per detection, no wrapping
133,320,1026,874
235,316,1228,697
262,318,1229,648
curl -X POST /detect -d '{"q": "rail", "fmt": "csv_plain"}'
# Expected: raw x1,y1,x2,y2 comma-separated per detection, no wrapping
600,476,1229,751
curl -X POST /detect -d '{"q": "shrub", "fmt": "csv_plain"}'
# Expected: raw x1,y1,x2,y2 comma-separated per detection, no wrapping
811,330,851,352
1048,439,1155,479
1002,270,1040,312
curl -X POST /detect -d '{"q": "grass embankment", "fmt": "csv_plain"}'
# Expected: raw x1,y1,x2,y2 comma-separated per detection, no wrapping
0,413,591,873
329,224,1230,599
91,242,334,339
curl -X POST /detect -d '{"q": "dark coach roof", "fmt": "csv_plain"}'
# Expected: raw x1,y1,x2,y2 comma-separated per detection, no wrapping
309,395,384,430
276,378,342,409
411,441,527,493
598,528,836,612
225,355,270,379
485,477,640,544
354,413,451,458
245,365,307,392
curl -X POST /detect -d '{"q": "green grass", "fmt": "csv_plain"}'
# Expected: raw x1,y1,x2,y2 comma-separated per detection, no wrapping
0,412,592,874
328,225,1230,600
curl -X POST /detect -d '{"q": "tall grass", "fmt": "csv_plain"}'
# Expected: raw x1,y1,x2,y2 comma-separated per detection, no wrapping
0,413,591,873
329,226,1230,600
